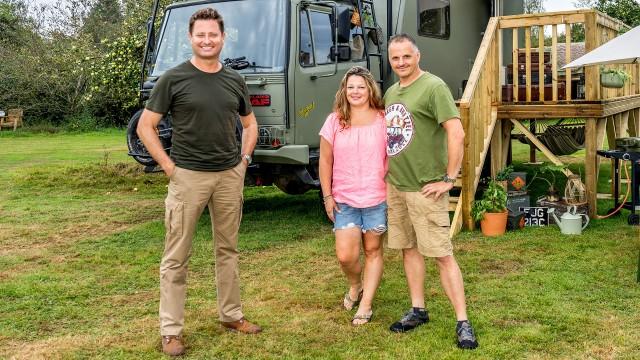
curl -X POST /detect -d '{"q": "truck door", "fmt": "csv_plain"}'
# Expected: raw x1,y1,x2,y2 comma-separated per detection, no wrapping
293,3,367,152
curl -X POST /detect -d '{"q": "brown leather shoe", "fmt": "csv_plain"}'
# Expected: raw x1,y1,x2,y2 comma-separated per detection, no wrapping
162,335,185,356
221,318,262,334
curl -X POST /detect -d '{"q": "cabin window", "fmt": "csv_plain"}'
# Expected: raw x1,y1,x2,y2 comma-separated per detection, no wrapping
418,0,450,39
299,10,315,66
299,9,336,66
308,10,334,65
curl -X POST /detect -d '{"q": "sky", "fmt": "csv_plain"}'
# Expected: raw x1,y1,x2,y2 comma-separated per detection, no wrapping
544,0,579,12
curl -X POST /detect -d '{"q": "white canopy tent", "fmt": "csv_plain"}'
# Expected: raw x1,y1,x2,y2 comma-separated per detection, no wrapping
563,25,640,68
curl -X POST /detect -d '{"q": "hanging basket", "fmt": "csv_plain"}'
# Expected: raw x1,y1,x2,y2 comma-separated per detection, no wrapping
600,72,625,88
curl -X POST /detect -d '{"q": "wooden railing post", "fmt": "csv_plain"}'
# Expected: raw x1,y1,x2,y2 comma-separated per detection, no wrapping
584,11,600,216
552,25,558,101
585,119,598,219
565,22,572,101
513,28,519,102
538,25,545,101
460,105,474,230
525,27,532,102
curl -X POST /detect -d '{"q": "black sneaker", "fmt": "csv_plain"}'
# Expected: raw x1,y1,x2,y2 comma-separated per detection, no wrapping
389,308,429,333
456,321,478,349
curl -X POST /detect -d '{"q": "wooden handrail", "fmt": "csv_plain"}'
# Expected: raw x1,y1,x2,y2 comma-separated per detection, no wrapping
458,17,501,230
460,17,499,105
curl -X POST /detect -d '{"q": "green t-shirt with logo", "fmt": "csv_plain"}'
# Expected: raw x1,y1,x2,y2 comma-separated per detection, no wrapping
146,61,252,171
384,72,459,191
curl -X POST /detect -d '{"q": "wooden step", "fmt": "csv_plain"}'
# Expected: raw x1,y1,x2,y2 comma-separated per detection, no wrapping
449,196,460,211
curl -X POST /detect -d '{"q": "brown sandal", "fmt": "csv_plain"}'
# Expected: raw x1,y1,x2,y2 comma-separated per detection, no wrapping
352,310,373,326
342,288,363,311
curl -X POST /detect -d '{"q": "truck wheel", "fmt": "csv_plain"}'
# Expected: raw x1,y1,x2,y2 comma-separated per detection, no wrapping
274,175,312,195
126,109,172,167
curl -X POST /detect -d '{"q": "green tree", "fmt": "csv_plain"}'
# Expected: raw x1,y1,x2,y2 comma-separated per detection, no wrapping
0,0,33,45
524,0,545,14
82,0,123,45
577,0,640,27
85,32,145,124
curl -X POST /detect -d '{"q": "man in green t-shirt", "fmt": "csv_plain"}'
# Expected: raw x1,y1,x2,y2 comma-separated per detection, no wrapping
384,34,478,350
137,8,259,357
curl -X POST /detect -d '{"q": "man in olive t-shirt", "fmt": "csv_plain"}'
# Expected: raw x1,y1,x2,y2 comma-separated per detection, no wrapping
383,34,478,350
136,8,259,357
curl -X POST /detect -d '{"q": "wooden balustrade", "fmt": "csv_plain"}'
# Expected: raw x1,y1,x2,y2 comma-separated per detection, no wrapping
499,10,638,104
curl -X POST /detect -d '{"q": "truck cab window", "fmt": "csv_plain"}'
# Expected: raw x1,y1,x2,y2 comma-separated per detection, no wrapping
309,10,334,65
299,10,314,66
418,0,450,39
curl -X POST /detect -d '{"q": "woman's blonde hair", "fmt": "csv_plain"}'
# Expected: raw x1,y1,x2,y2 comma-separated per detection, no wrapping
333,66,384,129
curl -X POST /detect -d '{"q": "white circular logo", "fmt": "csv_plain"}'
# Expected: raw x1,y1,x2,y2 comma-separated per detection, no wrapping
385,103,414,156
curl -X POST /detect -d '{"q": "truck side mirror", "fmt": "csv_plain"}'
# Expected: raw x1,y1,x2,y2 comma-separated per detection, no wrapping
146,17,155,53
330,45,351,62
334,6,351,43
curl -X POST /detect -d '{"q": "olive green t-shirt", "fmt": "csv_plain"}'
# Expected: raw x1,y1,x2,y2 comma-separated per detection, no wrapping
383,72,459,191
145,61,252,171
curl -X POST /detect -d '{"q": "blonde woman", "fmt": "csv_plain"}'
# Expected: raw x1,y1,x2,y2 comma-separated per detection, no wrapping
319,66,387,325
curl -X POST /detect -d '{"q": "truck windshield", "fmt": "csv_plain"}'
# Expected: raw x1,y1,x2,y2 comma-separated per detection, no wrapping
152,0,286,76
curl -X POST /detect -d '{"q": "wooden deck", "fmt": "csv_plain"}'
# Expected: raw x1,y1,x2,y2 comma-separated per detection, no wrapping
451,10,640,235
498,95,640,119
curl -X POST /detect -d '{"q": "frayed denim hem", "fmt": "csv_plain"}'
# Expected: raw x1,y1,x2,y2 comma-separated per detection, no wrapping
333,223,361,232
362,224,387,234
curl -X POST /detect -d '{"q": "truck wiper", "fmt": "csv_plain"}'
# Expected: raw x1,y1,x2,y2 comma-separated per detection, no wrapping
245,62,272,69
223,56,250,70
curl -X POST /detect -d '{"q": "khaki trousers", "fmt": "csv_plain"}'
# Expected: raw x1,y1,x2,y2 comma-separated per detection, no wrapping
159,163,246,336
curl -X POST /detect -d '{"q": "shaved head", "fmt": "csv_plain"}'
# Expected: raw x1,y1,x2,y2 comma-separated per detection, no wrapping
388,33,419,53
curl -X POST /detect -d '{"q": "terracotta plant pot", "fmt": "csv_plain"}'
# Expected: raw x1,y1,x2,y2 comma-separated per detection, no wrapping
480,211,508,236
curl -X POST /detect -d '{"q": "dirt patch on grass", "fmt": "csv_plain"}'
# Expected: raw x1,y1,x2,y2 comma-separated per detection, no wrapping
2,326,157,359
480,258,525,275
1,199,162,253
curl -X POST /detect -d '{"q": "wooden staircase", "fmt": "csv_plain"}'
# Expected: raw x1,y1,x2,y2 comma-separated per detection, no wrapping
449,18,501,236
448,10,640,236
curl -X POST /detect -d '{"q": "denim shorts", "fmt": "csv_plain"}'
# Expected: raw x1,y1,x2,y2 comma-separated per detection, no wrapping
333,201,388,233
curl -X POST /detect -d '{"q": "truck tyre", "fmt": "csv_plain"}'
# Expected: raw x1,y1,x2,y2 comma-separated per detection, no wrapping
274,175,312,195
126,109,172,167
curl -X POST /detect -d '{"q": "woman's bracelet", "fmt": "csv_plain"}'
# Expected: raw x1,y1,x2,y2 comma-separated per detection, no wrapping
323,194,333,201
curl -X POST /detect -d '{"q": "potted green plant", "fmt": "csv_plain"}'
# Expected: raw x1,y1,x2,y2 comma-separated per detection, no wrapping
495,164,514,191
471,179,508,236
600,67,630,89
524,163,566,202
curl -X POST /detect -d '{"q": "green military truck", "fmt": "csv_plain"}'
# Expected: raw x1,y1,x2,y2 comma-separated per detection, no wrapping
127,0,523,194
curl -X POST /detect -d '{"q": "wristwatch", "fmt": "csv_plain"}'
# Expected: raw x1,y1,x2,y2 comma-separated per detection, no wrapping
241,154,252,165
442,174,456,184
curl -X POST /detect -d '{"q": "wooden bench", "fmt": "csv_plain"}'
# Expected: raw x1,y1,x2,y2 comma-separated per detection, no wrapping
0,108,24,131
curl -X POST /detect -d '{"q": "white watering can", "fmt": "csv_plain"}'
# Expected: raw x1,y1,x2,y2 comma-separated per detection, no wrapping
548,205,589,235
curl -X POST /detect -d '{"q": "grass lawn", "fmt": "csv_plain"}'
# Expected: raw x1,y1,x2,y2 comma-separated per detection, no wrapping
0,129,638,359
